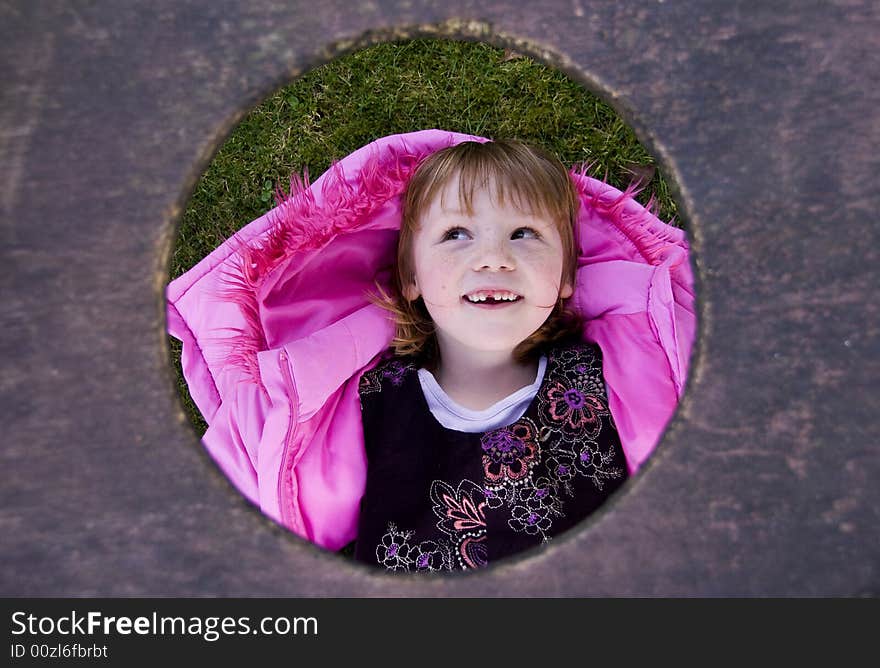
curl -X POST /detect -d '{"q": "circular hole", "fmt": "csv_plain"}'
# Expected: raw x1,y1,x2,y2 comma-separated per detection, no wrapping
166,37,693,575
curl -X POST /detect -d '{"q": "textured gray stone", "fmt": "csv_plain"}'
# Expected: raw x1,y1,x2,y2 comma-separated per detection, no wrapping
1,0,877,595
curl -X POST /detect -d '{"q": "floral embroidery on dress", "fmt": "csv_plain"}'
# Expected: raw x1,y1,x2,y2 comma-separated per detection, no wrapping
430,479,488,569
374,479,489,572
430,478,488,534
371,343,625,572
375,523,417,571
544,380,606,439
375,524,455,572
359,357,416,396
481,418,540,484
410,539,451,572
509,502,554,535
539,345,610,442
570,440,624,490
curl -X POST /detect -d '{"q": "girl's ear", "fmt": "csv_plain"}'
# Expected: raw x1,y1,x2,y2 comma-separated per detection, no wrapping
403,282,420,301
559,281,573,299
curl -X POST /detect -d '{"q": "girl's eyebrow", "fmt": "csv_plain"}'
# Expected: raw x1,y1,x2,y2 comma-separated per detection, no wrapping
437,203,470,216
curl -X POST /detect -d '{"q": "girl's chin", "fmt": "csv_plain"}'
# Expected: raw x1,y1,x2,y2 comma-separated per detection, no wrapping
444,333,542,354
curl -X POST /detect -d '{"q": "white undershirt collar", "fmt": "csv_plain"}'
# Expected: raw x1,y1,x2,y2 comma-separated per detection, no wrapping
417,355,548,433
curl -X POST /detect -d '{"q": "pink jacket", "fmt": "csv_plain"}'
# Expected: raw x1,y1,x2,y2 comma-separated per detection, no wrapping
166,130,696,551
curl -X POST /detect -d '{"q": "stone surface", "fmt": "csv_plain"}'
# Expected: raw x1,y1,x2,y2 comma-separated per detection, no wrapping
1,0,877,595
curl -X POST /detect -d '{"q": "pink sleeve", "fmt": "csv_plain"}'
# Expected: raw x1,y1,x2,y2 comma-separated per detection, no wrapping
166,130,481,549
255,305,394,549
167,211,279,507
572,175,696,473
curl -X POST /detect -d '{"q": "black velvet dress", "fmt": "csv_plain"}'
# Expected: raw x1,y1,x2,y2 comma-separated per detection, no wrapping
353,342,628,572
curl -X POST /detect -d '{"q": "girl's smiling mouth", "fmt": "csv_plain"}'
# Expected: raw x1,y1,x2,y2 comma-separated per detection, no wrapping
462,290,523,307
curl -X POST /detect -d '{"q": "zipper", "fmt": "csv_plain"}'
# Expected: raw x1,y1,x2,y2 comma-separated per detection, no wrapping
276,349,301,533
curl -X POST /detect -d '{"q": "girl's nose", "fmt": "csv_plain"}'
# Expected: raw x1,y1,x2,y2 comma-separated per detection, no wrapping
473,238,515,271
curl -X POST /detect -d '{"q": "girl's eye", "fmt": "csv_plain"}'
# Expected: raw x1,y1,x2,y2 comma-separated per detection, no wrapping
441,227,470,241
512,227,540,240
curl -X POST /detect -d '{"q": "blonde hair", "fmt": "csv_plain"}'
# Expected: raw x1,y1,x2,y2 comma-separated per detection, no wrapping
371,139,584,370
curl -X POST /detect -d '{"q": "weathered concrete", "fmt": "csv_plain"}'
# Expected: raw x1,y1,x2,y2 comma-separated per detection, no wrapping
1,0,877,595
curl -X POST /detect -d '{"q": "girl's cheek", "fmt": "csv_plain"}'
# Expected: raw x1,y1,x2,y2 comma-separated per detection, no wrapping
523,253,562,273
528,256,567,292
438,254,459,271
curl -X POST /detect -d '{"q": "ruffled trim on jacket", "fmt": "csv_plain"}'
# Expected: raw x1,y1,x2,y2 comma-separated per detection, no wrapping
215,141,686,392
214,135,460,391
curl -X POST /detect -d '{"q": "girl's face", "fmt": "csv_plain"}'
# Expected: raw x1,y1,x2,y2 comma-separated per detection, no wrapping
404,175,573,359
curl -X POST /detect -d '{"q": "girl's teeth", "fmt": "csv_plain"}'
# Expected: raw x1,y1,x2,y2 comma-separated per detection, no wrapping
466,292,519,302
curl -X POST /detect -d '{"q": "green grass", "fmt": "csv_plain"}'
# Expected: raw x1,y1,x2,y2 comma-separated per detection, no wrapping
168,38,680,435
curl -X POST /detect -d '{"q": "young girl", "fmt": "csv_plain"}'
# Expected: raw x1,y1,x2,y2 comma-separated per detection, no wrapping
354,140,628,571
166,129,694,573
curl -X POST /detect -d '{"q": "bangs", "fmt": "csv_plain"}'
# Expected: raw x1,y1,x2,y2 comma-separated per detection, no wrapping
407,140,577,229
